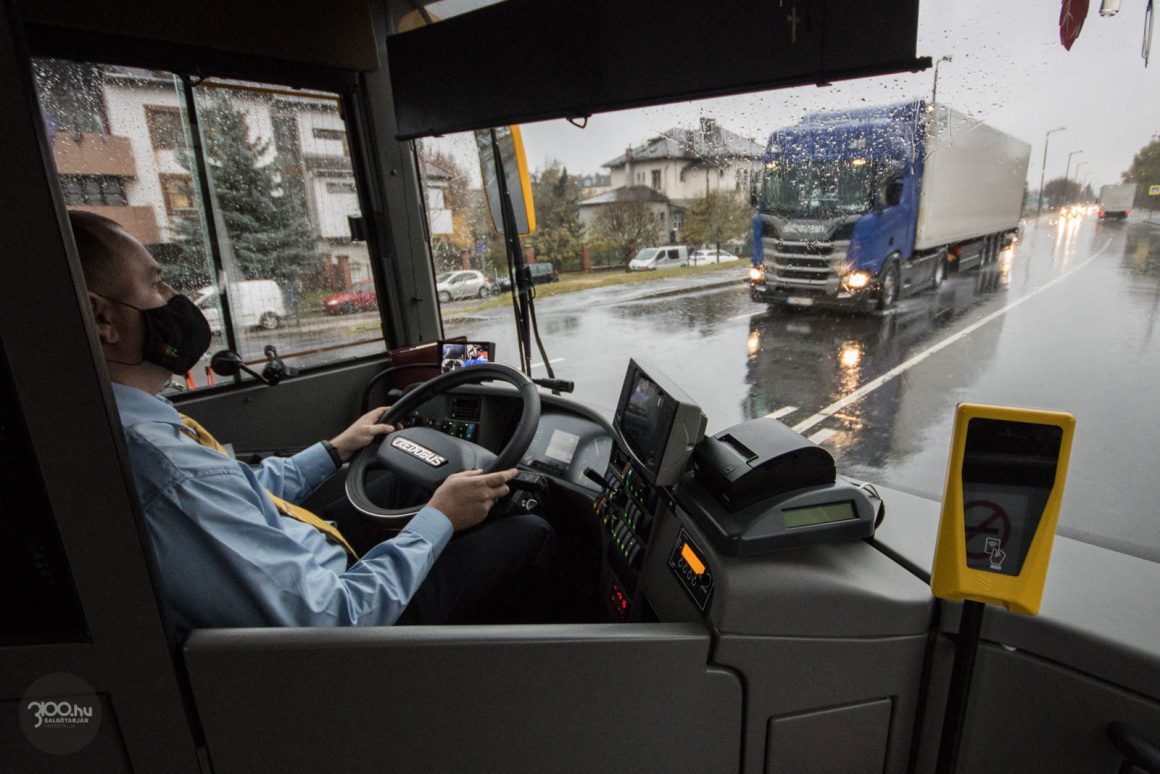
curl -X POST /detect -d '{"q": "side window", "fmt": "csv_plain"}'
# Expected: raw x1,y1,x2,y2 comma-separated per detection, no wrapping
32,61,387,391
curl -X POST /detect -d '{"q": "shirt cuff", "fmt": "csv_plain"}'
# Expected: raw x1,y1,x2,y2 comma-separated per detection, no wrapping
292,441,339,481
402,505,454,555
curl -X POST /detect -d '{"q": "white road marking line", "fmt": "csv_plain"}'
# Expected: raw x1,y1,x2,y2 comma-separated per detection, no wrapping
791,239,1112,436
530,358,566,369
808,428,837,445
792,413,828,433
766,405,798,419
729,312,755,321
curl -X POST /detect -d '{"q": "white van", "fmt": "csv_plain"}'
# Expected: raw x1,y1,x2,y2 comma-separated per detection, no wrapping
194,280,286,333
628,245,689,271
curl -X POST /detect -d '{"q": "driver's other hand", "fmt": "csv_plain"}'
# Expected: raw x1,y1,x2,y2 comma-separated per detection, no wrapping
428,469,517,531
328,406,397,464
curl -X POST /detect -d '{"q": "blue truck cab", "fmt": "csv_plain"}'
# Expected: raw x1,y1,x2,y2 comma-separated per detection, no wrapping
748,100,1013,311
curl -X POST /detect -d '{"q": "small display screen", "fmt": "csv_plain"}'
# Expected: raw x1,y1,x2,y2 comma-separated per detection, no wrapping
619,373,678,473
441,341,494,373
783,501,858,529
545,429,580,465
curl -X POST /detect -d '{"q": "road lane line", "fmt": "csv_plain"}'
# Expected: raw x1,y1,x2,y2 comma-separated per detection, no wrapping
791,239,1112,436
766,405,798,419
808,428,837,445
792,413,828,433
729,312,755,321
530,358,565,369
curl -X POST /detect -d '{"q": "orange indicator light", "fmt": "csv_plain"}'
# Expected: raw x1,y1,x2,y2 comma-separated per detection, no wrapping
681,544,705,575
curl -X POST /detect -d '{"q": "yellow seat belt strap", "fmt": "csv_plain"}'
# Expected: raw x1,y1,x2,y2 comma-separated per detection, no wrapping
178,414,360,562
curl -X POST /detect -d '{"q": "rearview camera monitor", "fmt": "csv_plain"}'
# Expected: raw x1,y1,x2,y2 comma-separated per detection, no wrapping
440,341,495,373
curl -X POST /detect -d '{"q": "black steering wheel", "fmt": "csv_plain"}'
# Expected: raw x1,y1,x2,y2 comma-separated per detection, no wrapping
345,363,541,528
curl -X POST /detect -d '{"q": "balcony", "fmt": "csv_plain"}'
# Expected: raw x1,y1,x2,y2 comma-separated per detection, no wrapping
52,133,136,177
68,205,160,246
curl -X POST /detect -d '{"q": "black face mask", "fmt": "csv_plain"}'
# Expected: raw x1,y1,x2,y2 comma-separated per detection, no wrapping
101,294,213,375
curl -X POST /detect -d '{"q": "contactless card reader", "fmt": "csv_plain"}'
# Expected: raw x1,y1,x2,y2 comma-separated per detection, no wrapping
931,403,1075,615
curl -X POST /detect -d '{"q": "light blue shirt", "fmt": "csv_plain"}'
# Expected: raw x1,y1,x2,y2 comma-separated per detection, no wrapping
111,382,453,634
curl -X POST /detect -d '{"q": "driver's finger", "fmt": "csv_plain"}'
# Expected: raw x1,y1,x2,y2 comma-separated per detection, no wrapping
480,469,518,487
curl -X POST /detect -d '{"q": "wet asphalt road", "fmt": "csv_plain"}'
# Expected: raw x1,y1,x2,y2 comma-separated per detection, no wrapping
449,216,1160,562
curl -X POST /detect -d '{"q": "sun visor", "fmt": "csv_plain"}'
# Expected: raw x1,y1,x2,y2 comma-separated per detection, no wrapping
387,0,927,139
18,0,378,72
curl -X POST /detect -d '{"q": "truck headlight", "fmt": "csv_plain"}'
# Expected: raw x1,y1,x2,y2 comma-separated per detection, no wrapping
845,271,871,289
749,266,765,282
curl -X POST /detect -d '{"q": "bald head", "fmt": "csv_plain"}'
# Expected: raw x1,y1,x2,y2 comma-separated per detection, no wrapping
68,210,138,296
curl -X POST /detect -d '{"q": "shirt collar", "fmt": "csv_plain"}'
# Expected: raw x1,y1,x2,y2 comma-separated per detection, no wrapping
111,382,183,429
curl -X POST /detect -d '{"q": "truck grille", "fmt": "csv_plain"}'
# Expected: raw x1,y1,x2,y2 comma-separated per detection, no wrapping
762,238,848,287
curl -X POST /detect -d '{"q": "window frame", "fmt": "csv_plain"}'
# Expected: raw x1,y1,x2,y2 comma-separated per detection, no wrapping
145,104,185,150
158,172,197,216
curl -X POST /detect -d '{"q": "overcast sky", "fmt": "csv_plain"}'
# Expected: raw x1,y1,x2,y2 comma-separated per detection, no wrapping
427,1,1160,194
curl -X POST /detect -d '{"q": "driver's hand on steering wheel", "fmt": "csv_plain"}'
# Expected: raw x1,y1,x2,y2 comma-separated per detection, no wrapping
428,469,518,531
329,406,398,464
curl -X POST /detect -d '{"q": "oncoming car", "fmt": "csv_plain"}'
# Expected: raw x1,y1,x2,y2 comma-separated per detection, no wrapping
435,270,490,302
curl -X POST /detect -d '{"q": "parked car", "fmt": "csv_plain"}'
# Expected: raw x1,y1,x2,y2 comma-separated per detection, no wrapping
435,270,490,302
323,280,377,315
528,262,559,284
689,248,740,265
628,245,689,271
194,280,286,333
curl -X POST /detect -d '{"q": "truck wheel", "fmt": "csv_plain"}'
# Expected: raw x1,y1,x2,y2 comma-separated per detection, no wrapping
878,262,900,310
931,255,945,289
259,312,280,330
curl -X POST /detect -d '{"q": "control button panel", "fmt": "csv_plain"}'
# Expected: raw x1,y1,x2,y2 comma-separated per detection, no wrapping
669,530,714,611
426,417,478,441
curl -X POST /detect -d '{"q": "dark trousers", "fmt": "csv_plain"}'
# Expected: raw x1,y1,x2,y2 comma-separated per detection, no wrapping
319,473,557,625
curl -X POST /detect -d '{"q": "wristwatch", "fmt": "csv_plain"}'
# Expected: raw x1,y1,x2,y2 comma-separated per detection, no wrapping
321,439,344,468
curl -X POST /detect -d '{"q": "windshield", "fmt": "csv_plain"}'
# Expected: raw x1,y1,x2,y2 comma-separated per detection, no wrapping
759,160,874,218
413,3,1160,565
631,249,658,262
435,272,454,283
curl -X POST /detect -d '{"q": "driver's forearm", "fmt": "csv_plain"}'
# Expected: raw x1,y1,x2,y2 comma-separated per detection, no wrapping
255,442,337,503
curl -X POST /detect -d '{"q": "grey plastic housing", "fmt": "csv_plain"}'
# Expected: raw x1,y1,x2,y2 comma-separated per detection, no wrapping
612,358,707,487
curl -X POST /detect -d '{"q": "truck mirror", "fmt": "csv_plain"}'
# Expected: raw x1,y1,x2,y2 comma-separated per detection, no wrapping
475,125,536,236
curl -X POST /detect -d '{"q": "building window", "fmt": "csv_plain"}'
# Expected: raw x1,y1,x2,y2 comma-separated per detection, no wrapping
651,169,662,190
159,173,196,215
61,175,126,206
326,181,357,194
313,127,346,141
145,106,185,150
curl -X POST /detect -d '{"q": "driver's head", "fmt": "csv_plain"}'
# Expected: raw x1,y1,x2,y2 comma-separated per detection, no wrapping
69,211,203,393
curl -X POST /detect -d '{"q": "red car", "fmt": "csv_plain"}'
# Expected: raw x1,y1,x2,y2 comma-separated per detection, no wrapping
323,280,377,315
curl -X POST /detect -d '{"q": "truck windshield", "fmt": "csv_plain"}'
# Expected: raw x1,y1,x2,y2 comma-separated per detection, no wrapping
759,160,874,219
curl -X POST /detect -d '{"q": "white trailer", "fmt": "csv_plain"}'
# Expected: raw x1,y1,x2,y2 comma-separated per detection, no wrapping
1099,183,1136,220
914,106,1031,251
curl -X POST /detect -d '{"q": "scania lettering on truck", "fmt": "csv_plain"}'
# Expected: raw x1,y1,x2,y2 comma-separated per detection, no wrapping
748,101,1031,311
1098,183,1136,220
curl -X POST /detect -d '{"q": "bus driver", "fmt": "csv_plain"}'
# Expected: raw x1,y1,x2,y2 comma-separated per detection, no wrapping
69,211,555,635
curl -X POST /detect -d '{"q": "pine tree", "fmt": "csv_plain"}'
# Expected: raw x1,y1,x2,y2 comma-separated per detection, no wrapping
530,164,585,271
175,94,316,283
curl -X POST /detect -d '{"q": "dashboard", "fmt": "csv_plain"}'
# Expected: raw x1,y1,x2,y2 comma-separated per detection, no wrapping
410,385,613,493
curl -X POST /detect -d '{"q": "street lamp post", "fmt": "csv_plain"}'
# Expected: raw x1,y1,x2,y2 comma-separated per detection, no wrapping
1037,127,1066,218
1063,150,1083,193
1073,161,1088,200
931,55,953,109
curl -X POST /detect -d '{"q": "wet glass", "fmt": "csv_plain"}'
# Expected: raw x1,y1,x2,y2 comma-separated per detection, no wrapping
32,60,388,390
413,2,1160,564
